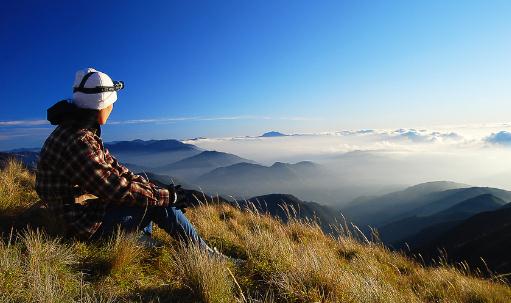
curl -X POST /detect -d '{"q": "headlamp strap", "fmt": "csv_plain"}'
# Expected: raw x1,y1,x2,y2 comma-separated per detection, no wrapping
77,72,96,90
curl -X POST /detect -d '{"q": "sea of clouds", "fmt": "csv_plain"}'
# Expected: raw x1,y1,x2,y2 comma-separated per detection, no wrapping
184,123,511,191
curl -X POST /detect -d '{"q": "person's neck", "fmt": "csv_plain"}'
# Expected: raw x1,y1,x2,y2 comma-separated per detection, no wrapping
63,105,102,136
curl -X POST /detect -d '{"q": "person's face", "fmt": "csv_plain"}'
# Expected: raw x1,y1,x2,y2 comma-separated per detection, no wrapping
98,104,114,125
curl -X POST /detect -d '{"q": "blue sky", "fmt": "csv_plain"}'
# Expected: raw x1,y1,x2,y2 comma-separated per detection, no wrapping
1,0,510,149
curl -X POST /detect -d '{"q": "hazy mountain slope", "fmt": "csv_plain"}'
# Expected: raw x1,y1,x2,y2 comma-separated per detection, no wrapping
105,139,198,153
155,150,256,180
200,162,267,180
415,205,511,274
436,193,507,216
104,139,202,168
341,181,470,227
195,161,333,200
409,187,511,217
205,161,326,182
163,151,254,170
379,194,507,245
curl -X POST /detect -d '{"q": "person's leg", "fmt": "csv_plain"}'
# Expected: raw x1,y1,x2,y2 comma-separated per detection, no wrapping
94,205,210,250
142,221,153,235
93,205,152,239
148,205,210,250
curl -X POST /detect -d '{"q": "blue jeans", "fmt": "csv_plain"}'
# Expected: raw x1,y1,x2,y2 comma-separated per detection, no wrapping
93,205,209,249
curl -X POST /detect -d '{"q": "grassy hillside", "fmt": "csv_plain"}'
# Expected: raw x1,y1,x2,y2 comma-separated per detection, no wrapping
1,160,510,302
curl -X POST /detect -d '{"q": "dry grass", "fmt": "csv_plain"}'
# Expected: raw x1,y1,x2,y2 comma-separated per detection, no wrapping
167,243,235,302
0,160,510,302
0,159,38,215
106,229,145,276
0,229,110,303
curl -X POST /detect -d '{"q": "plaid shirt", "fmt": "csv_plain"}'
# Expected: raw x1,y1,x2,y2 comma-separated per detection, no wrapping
36,124,171,239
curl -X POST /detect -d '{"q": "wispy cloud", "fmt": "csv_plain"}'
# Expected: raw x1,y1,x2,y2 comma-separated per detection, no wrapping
0,133,32,140
0,119,48,126
109,115,319,125
0,115,319,127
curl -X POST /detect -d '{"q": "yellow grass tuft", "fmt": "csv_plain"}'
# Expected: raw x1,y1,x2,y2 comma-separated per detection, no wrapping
106,229,145,276
0,229,108,302
0,159,38,215
167,243,235,303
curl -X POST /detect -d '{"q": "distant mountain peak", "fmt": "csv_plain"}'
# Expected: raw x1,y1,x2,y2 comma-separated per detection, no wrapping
271,161,288,167
270,161,318,168
439,193,507,215
185,150,252,161
223,162,262,169
159,150,256,173
260,131,287,137
105,139,200,152
407,181,470,189
404,181,470,193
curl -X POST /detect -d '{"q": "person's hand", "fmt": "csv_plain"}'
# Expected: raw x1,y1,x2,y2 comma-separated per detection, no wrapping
167,184,191,212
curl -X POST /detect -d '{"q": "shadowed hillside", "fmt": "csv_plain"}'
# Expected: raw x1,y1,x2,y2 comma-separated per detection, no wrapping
1,160,510,302
415,205,511,275
342,182,511,229
380,194,508,246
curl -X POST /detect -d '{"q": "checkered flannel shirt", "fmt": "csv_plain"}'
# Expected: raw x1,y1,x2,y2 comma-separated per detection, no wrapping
36,124,171,239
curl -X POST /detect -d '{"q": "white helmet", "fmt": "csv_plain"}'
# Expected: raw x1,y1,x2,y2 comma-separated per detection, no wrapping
72,68,124,110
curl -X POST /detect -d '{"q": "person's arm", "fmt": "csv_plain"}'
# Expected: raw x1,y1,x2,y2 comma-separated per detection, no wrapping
103,148,176,203
103,148,150,184
63,134,171,207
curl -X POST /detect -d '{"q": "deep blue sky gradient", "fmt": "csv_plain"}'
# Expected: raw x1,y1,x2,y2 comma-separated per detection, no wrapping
1,0,510,149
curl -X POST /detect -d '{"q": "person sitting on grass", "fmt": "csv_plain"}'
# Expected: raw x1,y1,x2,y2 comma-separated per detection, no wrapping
36,68,216,253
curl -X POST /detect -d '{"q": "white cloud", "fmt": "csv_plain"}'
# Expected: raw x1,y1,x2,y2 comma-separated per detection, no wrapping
183,126,506,163
1,115,319,127
109,115,319,125
183,126,511,191
0,119,48,126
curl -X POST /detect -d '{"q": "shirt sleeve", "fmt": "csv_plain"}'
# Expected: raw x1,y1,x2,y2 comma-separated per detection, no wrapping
103,148,151,184
63,134,171,207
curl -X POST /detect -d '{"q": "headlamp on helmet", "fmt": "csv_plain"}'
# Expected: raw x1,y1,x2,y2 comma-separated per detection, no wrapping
73,71,125,94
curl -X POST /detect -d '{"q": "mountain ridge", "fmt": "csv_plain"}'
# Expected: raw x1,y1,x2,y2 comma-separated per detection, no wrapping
159,150,255,170
414,205,511,274
341,181,471,228
260,131,288,137
379,193,507,245
105,139,200,153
